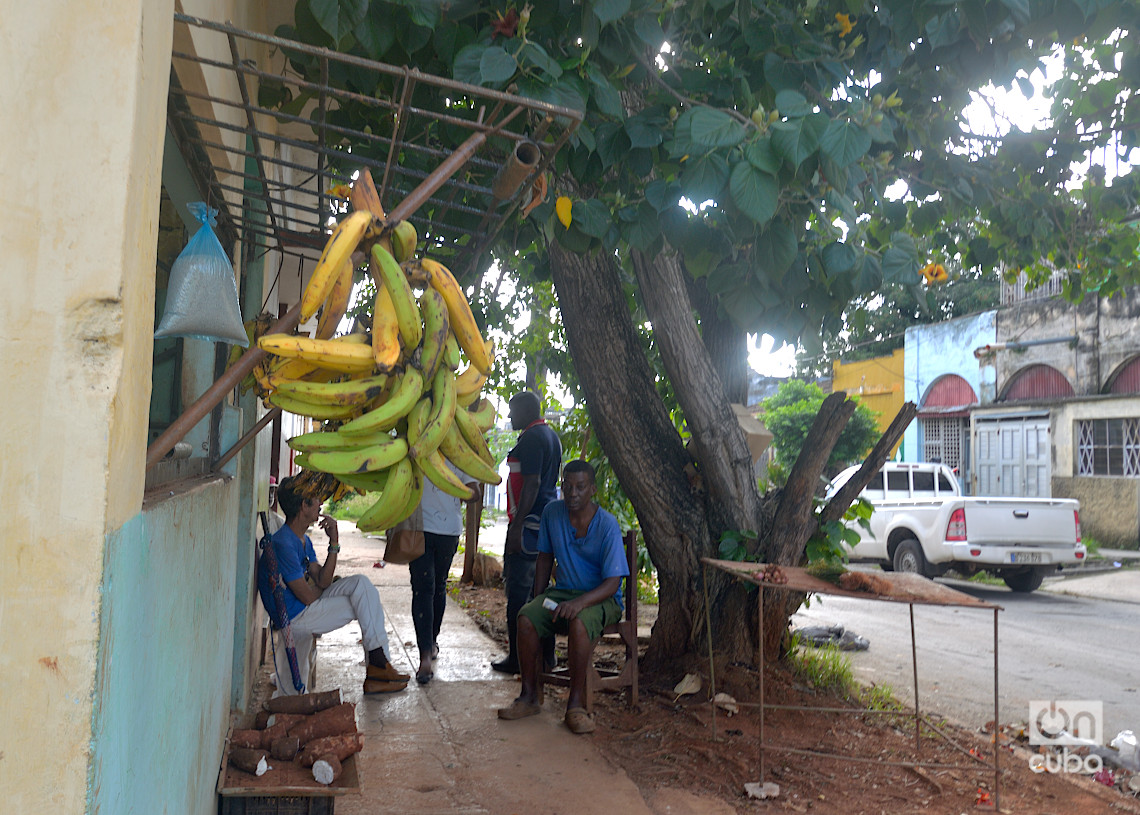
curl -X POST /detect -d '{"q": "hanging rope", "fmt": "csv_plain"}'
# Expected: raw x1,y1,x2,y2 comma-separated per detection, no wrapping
259,512,306,694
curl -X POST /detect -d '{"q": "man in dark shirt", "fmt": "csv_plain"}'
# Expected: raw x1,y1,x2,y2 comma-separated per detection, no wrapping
492,390,562,674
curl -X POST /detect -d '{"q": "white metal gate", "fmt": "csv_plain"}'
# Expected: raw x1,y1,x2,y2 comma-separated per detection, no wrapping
974,417,1051,497
920,417,970,491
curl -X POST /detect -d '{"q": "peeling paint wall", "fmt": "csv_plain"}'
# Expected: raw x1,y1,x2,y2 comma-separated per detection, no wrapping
832,349,905,455
90,478,239,814
903,312,996,463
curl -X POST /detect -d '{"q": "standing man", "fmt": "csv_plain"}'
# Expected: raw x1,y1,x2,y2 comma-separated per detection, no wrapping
496,459,628,734
493,390,561,674
258,476,409,695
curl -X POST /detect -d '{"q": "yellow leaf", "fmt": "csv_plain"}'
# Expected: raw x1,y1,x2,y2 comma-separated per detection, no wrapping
556,196,573,229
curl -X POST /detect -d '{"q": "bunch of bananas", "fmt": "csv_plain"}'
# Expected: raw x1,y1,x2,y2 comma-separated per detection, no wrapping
252,175,501,532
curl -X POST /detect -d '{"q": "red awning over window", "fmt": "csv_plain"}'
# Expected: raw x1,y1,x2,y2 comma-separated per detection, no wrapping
920,375,977,414
1003,364,1074,401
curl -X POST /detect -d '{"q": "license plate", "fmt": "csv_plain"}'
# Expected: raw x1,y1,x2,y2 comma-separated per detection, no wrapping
1010,551,1042,564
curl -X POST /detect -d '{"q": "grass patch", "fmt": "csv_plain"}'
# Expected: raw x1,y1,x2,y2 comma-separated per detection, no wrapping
1082,536,1102,557
789,638,854,695
326,492,375,523
965,571,1005,586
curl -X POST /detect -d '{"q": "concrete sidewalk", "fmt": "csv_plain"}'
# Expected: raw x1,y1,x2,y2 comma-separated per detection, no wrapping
1041,548,1140,605
295,524,674,815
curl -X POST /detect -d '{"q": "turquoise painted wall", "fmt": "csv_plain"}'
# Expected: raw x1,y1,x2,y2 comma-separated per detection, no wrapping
89,476,239,815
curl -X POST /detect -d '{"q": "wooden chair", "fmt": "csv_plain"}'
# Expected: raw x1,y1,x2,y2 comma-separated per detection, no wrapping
540,529,639,712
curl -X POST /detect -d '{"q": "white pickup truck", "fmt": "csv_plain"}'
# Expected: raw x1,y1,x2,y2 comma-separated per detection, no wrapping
828,462,1086,592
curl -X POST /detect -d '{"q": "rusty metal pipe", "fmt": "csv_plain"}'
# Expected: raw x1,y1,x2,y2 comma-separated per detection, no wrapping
212,407,281,472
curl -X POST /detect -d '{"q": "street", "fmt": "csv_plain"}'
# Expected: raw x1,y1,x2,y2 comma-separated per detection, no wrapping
791,573,1140,740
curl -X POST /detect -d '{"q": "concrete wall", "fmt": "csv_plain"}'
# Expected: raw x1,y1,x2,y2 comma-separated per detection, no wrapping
903,311,996,462
832,349,905,456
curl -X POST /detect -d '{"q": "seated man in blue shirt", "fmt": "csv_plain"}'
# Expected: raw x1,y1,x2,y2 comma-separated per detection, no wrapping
258,476,409,695
497,459,629,734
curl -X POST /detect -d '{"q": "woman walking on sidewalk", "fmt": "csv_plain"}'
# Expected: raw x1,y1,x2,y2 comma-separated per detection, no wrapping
410,462,480,684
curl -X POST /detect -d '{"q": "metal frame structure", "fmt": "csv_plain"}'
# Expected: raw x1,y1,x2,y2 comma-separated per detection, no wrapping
701,559,1003,810
147,14,583,469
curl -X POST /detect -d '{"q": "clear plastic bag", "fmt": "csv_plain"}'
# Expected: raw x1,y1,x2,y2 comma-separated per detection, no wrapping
154,202,248,345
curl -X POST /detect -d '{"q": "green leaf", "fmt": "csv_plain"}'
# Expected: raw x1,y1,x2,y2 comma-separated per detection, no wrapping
729,161,778,225
521,41,563,79
756,221,798,279
770,114,827,170
882,245,919,284
401,0,441,28
593,0,631,25
999,0,1031,23
624,202,661,252
453,43,487,86
774,89,811,118
308,0,368,46
625,109,667,148
680,154,730,203
594,121,628,168
355,4,396,59
480,46,518,84
744,137,781,175
645,179,680,212
851,254,882,293
633,14,666,47
572,199,611,238
819,120,872,167
821,242,856,278
586,64,624,119
689,108,746,149
925,10,962,49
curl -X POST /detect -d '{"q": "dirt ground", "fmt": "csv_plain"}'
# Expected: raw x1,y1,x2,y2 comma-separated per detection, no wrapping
450,581,1140,814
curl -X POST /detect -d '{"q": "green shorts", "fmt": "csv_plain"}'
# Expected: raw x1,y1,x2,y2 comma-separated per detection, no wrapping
518,587,623,641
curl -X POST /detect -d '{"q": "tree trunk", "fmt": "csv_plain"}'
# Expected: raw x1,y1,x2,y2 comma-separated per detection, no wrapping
687,275,750,404
548,240,706,668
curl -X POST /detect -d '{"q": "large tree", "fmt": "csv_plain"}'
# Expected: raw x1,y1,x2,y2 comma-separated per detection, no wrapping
274,0,1140,668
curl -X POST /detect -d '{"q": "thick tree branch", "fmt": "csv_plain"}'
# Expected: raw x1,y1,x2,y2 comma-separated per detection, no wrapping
820,402,917,525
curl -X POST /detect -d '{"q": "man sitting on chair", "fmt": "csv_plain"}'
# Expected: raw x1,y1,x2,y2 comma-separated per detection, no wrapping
257,476,409,695
496,459,629,734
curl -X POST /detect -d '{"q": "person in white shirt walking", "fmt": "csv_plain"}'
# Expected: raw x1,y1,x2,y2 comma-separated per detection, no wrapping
409,462,480,684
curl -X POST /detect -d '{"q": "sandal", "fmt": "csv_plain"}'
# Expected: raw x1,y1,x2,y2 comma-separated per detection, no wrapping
564,707,595,734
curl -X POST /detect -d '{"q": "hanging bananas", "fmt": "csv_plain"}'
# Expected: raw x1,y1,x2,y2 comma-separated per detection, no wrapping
250,175,503,530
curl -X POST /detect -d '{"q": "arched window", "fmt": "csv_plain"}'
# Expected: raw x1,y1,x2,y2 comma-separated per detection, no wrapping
920,375,977,410
1002,365,1074,401
1106,356,1140,394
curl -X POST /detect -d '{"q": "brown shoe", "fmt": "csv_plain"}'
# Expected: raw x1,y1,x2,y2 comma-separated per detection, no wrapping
497,698,542,720
363,678,408,694
367,663,410,682
564,707,595,734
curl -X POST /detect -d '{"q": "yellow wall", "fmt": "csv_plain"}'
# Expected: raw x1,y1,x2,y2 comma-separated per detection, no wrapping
0,1,174,810
832,349,905,451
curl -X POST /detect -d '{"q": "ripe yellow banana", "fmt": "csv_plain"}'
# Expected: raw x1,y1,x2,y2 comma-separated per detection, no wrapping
438,421,501,484
258,334,376,374
315,257,355,340
389,220,419,264
371,244,422,350
274,373,388,407
421,257,493,375
453,404,495,465
371,279,402,372
301,210,376,322
466,397,497,432
339,368,424,436
303,436,409,475
415,287,450,387
453,362,488,398
267,355,325,381
288,428,391,453
356,457,415,532
418,447,476,499
408,367,455,461
267,392,361,420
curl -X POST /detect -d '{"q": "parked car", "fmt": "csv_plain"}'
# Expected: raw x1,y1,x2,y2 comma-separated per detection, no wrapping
827,462,1086,592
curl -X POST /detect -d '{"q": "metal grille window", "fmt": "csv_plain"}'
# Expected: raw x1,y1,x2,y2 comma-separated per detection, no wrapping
1077,418,1140,476
922,417,963,470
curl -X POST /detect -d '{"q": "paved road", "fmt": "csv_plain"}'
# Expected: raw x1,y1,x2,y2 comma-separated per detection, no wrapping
791,573,1140,740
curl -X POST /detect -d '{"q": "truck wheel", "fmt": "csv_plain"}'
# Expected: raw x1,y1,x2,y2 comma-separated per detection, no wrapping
1002,568,1045,593
892,540,928,576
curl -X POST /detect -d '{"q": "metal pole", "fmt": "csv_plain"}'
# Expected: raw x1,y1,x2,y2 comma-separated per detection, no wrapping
212,407,281,471
758,583,765,783
910,604,920,755
993,608,1000,809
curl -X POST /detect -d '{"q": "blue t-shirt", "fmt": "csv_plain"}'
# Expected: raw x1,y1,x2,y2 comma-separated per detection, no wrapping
537,501,629,608
257,524,317,625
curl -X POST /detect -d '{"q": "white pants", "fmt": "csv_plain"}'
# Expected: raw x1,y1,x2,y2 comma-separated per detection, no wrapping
271,574,390,696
